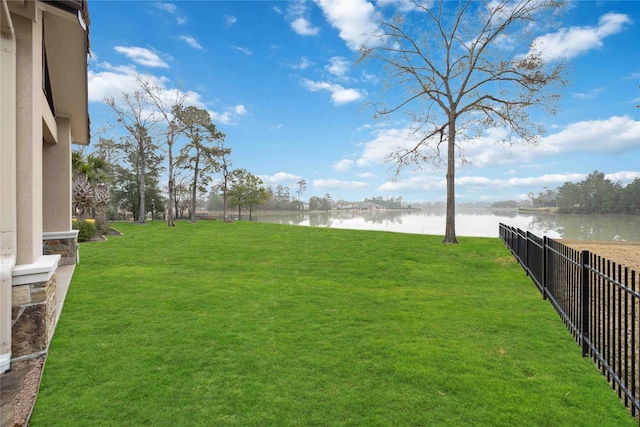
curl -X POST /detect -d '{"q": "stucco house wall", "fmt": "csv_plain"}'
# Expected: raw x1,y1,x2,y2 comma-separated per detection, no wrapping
1,0,90,373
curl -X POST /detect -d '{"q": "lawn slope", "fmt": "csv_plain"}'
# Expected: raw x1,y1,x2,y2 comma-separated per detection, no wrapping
32,221,635,426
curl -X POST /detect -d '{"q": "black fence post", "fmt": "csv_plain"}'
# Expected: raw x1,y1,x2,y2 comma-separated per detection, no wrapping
581,249,590,357
542,236,548,300
523,229,528,273
524,231,531,275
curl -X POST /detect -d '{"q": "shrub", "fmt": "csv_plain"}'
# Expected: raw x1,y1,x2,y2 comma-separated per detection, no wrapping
73,219,97,242
98,223,111,236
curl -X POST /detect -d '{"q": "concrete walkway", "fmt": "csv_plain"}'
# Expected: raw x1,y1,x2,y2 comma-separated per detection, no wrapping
54,265,75,326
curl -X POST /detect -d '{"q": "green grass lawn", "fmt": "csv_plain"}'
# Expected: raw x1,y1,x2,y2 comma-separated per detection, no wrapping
32,221,635,426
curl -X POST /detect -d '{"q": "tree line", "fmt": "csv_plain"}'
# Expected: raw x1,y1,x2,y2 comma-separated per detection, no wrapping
503,171,640,214
73,78,271,226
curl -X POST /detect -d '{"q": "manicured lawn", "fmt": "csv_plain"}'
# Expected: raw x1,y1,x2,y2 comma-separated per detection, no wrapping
32,221,635,426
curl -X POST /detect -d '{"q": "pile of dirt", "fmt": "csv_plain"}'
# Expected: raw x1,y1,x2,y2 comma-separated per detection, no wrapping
559,240,640,274
106,227,123,236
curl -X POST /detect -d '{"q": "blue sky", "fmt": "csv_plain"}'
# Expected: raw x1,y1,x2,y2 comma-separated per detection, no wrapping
86,0,640,204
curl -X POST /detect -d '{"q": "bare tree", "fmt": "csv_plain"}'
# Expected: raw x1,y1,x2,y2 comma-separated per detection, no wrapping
92,137,118,166
138,78,189,227
105,91,161,224
359,0,567,243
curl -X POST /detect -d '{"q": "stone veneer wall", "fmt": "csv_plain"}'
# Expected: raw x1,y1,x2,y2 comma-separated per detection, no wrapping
10,274,57,359
43,237,77,265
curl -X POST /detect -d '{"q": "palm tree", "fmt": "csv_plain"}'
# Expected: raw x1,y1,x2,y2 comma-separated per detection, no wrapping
72,174,93,221
72,151,111,224
72,152,109,184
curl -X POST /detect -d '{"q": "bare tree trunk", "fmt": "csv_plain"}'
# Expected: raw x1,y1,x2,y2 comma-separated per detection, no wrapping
138,146,146,224
444,116,458,244
138,78,186,228
168,151,175,226
190,154,199,223
222,186,227,220
221,175,229,220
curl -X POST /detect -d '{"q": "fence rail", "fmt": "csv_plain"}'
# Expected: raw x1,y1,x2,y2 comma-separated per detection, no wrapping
499,223,639,422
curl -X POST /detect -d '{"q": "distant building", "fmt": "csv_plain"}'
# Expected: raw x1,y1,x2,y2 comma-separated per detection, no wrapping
1,0,90,373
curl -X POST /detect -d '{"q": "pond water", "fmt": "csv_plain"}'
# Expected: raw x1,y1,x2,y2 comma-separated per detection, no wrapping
251,209,640,241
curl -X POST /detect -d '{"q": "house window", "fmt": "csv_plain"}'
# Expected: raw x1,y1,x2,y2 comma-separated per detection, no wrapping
42,19,55,115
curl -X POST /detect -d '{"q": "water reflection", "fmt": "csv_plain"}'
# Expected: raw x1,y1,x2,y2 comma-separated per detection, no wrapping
308,213,331,227
252,210,640,241
526,213,640,241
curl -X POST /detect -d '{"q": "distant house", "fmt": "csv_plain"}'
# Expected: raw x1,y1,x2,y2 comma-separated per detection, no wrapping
1,0,90,373
359,202,385,210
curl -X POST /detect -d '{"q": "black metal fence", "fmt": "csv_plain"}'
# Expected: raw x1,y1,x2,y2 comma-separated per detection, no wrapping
499,223,639,421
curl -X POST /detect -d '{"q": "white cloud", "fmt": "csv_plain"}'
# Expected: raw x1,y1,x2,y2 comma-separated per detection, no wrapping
291,57,314,70
360,70,378,84
155,2,176,14
378,174,445,192
179,36,203,50
291,17,320,35
358,172,376,178
377,165,640,200
88,63,204,110
530,13,631,61
326,56,352,79
501,170,640,198
313,178,368,190
114,46,169,68
536,116,640,156
209,104,248,125
333,159,354,171
356,116,640,169
88,64,144,102
571,88,603,100
225,15,237,26
356,127,417,166
287,1,320,36
302,79,363,105
233,46,253,55
155,2,187,25
377,172,604,194
260,172,302,185
314,0,382,50
606,171,640,183
471,174,586,188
